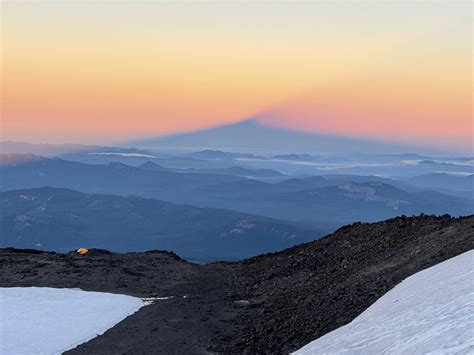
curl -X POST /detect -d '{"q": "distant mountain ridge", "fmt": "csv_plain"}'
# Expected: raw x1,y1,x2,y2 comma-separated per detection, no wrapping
182,166,285,179
187,149,265,160
188,179,473,224
407,173,474,192
0,187,321,260
1,154,472,227
0,153,243,199
0,141,151,157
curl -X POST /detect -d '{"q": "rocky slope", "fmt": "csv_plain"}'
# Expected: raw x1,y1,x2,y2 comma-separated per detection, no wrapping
1,214,473,354
221,214,474,353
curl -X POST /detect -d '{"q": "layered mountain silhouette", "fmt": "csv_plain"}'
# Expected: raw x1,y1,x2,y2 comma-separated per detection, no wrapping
406,173,474,192
0,187,321,260
0,141,150,158
0,154,242,199
1,154,472,227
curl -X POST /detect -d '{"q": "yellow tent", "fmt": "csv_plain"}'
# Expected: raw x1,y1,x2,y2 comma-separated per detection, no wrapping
76,248,89,255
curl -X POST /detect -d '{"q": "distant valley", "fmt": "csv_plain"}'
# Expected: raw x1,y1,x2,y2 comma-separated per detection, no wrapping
0,187,320,260
1,153,472,227
1,142,473,260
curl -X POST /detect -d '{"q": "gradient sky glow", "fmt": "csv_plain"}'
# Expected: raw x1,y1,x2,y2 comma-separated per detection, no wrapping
1,1,472,152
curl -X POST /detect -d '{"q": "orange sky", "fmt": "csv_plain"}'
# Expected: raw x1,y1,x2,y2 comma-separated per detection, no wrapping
1,2,472,152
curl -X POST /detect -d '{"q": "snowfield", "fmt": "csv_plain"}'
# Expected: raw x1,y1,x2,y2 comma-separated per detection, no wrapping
0,287,144,354
295,250,474,355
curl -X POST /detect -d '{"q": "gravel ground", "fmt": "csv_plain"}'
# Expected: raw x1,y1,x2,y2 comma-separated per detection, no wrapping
1,214,472,354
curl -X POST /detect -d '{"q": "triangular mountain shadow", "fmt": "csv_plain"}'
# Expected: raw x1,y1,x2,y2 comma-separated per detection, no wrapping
130,118,426,155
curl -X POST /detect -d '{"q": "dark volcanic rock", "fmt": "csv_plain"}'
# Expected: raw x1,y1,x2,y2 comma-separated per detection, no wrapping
0,248,238,354
219,214,474,354
0,215,473,354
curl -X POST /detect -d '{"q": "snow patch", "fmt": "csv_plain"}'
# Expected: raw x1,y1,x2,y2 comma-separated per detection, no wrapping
0,287,145,354
221,221,256,236
294,250,474,354
141,296,174,305
19,195,36,201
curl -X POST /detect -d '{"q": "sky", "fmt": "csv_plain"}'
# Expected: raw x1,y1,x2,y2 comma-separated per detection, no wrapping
1,1,472,152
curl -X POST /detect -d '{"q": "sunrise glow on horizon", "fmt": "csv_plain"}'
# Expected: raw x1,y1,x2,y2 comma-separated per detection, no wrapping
2,1,472,152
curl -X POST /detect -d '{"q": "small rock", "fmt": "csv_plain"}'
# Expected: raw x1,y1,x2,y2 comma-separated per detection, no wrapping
234,300,250,307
